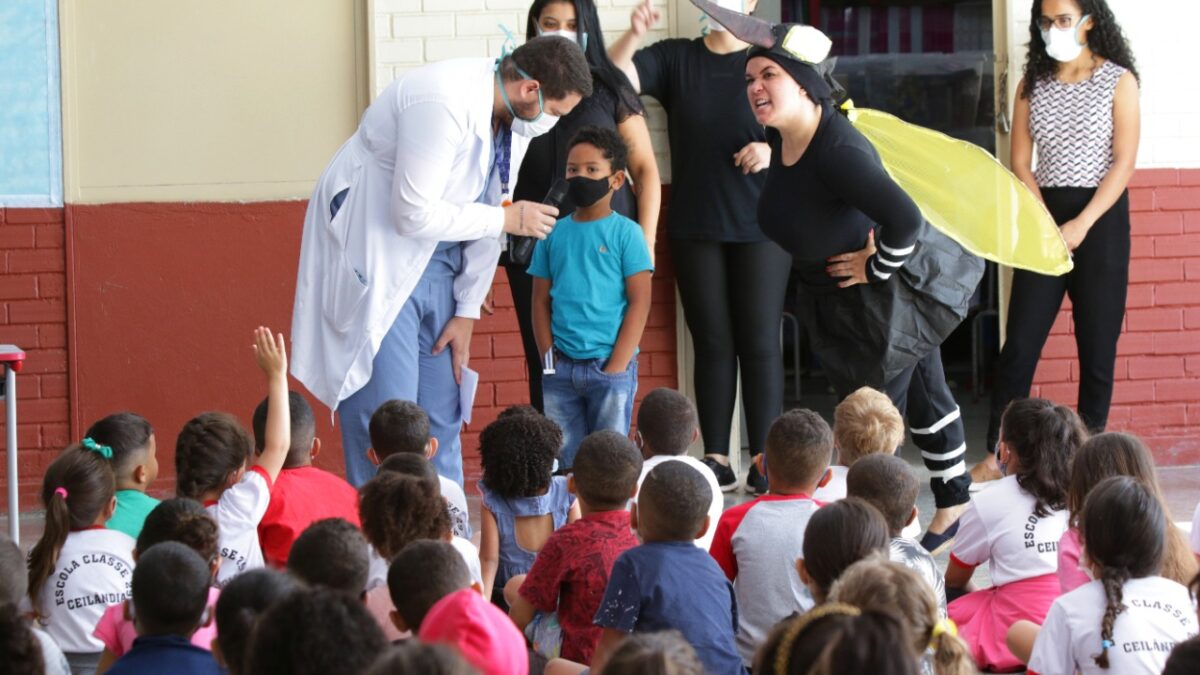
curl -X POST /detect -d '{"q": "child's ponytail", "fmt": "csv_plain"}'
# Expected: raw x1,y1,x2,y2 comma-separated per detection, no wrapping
1079,476,1165,669
27,446,116,604
928,619,974,675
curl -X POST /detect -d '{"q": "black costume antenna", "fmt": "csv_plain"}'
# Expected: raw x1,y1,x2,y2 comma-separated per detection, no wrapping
689,0,786,49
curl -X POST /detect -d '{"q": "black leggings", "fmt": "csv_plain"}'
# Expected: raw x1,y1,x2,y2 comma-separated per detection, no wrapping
670,238,794,457
987,188,1130,450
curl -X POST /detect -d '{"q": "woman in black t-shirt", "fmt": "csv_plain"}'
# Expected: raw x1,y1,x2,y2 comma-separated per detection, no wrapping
503,0,662,413
609,0,792,495
745,29,982,548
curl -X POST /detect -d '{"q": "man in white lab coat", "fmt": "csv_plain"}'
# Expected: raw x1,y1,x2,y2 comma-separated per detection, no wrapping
291,37,593,487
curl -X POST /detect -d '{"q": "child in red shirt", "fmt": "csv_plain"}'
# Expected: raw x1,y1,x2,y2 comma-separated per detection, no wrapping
505,430,643,664
252,391,360,566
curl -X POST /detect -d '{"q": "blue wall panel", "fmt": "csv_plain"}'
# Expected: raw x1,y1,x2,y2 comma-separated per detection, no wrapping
0,0,62,207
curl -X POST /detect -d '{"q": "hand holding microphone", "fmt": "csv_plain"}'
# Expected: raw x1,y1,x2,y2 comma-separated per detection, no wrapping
508,178,569,265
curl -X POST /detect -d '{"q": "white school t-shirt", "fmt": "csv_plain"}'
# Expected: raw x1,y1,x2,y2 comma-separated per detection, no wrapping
365,538,483,591
949,474,1069,586
1028,576,1199,675
29,528,135,653
632,455,723,551
206,466,272,587
811,465,848,502
439,475,472,540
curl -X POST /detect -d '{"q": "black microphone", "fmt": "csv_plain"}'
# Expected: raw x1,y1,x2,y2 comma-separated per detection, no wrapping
510,178,569,265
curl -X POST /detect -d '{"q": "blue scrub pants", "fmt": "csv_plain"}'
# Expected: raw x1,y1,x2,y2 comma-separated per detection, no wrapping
338,242,465,487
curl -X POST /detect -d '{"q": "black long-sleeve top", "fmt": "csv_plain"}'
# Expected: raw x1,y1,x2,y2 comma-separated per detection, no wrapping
757,107,923,287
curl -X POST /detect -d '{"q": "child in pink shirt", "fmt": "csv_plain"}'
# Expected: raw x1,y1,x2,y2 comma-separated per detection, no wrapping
93,499,221,673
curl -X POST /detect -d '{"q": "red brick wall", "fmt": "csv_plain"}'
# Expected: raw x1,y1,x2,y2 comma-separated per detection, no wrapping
0,207,69,506
1029,168,1200,464
0,202,679,508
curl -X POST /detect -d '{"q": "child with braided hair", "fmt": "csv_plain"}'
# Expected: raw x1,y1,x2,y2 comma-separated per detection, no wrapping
1021,477,1198,674
24,445,135,674
174,327,290,586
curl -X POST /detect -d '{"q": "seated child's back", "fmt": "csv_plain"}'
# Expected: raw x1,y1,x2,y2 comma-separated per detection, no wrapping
846,453,947,615
477,410,578,601
947,398,1085,671
514,431,643,663
25,445,135,669
93,499,222,667
105,543,222,675
252,391,360,566
175,328,291,586
594,462,742,675
368,399,470,539
1030,477,1199,675
709,409,830,666
630,388,722,551
813,386,905,503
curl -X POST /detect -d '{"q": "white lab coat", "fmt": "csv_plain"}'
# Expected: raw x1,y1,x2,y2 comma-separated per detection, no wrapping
291,58,530,410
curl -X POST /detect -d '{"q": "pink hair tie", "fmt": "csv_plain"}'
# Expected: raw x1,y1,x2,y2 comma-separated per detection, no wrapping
54,487,68,500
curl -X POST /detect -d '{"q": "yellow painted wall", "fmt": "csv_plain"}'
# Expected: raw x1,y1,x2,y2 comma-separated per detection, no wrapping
60,0,369,203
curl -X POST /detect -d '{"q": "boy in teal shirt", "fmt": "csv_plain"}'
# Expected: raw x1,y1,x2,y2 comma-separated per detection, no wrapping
529,126,654,469
88,413,160,538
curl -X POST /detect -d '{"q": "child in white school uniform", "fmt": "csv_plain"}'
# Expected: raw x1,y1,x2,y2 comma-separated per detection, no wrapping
173,327,290,587
25,444,136,675
945,398,1086,671
1023,477,1199,675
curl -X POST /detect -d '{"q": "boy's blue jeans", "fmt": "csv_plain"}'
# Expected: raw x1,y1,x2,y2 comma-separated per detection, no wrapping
543,352,638,469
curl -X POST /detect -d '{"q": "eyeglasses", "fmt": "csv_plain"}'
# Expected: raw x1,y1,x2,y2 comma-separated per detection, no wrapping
1036,14,1081,31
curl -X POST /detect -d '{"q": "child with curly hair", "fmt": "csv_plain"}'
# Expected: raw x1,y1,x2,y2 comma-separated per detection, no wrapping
359,470,483,640
477,409,580,604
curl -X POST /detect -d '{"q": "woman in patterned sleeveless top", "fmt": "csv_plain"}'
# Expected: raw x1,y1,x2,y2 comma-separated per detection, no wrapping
983,0,1140,474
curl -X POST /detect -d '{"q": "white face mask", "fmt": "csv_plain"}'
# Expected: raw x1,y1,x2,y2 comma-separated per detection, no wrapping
1041,14,1089,62
512,112,559,138
705,0,746,33
497,65,561,138
538,28,588,52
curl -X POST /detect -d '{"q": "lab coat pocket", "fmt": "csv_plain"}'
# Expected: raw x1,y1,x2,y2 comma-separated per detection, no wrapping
321,246,369,333
320,176,369,333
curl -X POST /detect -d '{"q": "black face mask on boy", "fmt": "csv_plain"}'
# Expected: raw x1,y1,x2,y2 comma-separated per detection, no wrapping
567,175,612,208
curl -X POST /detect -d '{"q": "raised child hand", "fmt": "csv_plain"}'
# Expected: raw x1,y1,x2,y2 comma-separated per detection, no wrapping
253,326,288,378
